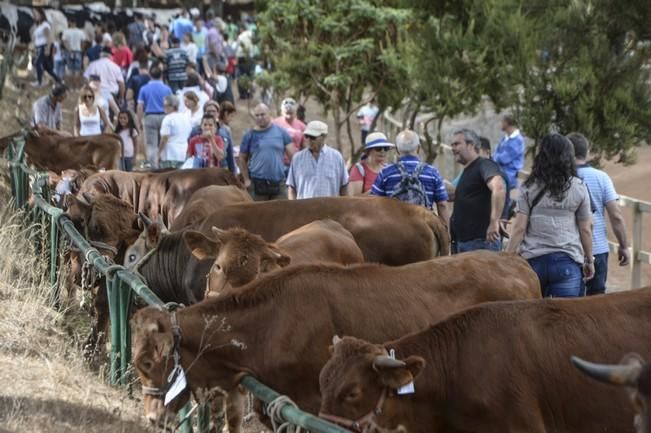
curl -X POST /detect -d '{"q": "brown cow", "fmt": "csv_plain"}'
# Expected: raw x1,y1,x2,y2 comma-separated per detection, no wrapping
170,185,253,231
572,354,650,433
77,168,243,226
130,251,540,430
185,220,365,295
0,127,121,172
318,288,651,433
198,196,449,265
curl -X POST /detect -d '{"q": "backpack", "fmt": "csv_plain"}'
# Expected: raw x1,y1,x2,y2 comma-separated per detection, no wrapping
390,162,430,207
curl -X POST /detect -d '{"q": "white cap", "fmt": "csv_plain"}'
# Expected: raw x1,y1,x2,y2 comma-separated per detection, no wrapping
304,120,328,137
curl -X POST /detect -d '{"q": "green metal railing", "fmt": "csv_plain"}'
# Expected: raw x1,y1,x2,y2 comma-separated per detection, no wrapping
6,136,352,433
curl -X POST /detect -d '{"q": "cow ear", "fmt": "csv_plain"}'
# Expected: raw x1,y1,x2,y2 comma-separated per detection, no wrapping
261,244,291,271
138,211,153,229
146,221,164,248
65,194,91,221
156,215,169,234
375,355,425,390
183,230,220,260
82,192,95,205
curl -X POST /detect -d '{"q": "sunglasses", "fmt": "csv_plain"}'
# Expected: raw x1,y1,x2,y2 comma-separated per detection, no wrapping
372,146,392,152
83,94,94,99
304,135,319,140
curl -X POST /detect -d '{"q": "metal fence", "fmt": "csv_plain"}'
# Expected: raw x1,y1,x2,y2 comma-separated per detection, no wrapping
6,136,352,433
382,111,651,290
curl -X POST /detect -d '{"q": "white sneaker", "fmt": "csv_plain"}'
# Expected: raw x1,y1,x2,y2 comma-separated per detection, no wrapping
30,81,41,88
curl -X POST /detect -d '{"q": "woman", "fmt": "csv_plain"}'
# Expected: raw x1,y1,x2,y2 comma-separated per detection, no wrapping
181,32,198,65
159,94,193,168
73,84,111,136
506,133,594,298
348,132,394,195
183,91,203,127
218,101,237,173
31,8,61,88
111,32,133,72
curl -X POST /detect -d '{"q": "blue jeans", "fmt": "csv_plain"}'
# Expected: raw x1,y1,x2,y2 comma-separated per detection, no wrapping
34,45,61,85
527,252,583,298
451,238,502,254
582,252,608,296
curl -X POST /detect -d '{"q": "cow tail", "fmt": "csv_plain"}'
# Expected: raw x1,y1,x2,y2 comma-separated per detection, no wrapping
427,212,450,256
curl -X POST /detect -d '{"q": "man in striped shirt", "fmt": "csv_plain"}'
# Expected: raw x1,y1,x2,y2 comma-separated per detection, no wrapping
568,132,630,295
370,129,449,225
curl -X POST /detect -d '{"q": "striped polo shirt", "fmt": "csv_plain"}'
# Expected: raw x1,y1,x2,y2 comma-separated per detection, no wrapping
577,165,618,255
371,155,448,208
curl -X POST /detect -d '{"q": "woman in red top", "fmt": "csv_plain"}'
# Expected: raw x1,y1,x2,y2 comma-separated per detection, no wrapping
348,132,395,195
186,114,225,167
111,32,133,70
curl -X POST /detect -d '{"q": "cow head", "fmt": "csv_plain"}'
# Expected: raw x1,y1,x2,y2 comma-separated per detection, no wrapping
131,307,191,427
183,227,291,296
65,193,140,261
572,354,651,433
319,336,425,432
124,212,169,269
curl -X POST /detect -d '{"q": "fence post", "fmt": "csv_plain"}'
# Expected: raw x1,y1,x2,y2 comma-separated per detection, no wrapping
49,215,60,307
108,275,122,385
631,202,643,289
197,403,211,433
178,403,194,433
118,276,132,385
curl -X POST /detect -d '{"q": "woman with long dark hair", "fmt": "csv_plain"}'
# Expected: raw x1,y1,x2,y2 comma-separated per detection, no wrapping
31,8,61,88
506,133,594,297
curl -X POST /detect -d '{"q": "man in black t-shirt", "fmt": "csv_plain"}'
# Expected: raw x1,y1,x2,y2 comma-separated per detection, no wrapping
450,128,507,254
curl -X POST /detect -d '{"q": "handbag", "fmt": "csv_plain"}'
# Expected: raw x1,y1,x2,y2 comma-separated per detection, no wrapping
252,178,281,196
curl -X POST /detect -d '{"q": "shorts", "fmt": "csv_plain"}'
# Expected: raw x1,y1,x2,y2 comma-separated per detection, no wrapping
66,51,82,72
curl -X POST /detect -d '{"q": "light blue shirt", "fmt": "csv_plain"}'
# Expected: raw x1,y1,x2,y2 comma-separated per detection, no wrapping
240,124,292,182
577,165,619,254
493,129,525,189
286,145,349,199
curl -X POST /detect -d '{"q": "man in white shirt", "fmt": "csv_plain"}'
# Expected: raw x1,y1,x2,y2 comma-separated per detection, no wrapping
62,20,86,83
159,94,193,168
83,47,125,103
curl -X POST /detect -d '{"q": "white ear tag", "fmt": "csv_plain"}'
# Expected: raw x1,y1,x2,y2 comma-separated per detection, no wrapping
388,348,415,395
164,366,188,406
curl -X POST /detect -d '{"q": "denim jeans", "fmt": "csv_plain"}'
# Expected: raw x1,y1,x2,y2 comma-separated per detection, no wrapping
527,252,583,298
582,252,608,296
34,45,60,85
451,238,502,254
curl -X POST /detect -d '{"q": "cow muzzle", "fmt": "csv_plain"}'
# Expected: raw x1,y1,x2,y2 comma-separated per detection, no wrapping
319,388,388,433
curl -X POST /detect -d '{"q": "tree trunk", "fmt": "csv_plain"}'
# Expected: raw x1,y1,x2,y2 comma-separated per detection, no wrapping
408,102,422,130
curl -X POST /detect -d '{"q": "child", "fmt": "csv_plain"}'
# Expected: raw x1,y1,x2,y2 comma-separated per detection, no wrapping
53,32,66,80
115,109,139,171
186,114,225,168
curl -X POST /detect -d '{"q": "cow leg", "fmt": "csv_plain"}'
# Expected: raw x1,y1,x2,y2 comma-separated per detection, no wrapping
83,280,109,367
224,386,246,433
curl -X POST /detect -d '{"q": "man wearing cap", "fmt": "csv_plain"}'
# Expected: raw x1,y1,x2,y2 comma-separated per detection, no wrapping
32,84,68,132
371,129,449,224
286,121,348,200
239,103,294,201
137,65,173,168
349,132,394,195
83,46,125,103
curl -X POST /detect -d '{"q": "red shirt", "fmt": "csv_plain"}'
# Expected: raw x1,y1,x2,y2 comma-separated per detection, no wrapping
187,135,225,167
349,161,380,193
112,46,133,69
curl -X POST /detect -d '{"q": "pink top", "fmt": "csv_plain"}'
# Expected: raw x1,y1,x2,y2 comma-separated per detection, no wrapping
273,116,306,164
349,162,379,193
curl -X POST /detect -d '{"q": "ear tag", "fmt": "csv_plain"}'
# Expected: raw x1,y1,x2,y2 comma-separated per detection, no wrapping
164,365,187,406
388,348,415,395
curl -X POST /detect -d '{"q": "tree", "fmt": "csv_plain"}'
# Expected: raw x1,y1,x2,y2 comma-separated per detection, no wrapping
256,0,410,159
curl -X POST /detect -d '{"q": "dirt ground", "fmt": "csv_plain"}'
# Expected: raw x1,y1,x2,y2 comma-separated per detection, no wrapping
0,70,649,433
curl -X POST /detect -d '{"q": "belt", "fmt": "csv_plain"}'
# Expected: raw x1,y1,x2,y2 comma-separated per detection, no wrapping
145,112,164,115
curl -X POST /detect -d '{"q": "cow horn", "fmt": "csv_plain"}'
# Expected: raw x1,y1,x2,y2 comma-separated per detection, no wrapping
571,355,642,387
373,355,406,369
332,335,342,346
138,211,152,227
211,226,227,237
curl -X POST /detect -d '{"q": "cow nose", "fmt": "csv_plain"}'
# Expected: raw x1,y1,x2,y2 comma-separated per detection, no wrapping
146,412,158,424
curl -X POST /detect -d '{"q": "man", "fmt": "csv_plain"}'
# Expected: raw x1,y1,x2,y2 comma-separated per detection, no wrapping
493,114,525,217
286,121,348,200
371,130,449,224
273,97,306,153
159,95,192,168
137,66,172,168
165,36,190,92
127,13,146,50
125,62,150,112
32,84,67,132
568,132,630,295
450,128,506,253
61,20,86,84
204,18,224,78
239,103,294,201
356,97,379,145
84,34,104,69
83,46,125,103
172,9,194,40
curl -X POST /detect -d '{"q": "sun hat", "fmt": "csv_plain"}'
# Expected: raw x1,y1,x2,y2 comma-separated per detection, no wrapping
304,120,328,137
364,132,395,150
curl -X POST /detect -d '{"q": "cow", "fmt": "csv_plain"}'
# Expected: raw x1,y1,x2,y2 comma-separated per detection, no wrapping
170,185,252,231
77,168,244,226
130,250,540,431
197,196,450,265
0,128,121,172
572,354,650,433
317,287,651,433
185,220,366,296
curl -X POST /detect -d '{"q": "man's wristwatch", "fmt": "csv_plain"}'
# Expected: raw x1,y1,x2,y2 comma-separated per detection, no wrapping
584,256,595,264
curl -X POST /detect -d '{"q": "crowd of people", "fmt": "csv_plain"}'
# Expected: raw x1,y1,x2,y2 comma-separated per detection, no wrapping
26,6,631,300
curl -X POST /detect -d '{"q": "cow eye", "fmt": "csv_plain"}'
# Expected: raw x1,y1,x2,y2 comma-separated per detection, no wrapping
128,254,137,263
344,387,362,402
139,359,154,372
